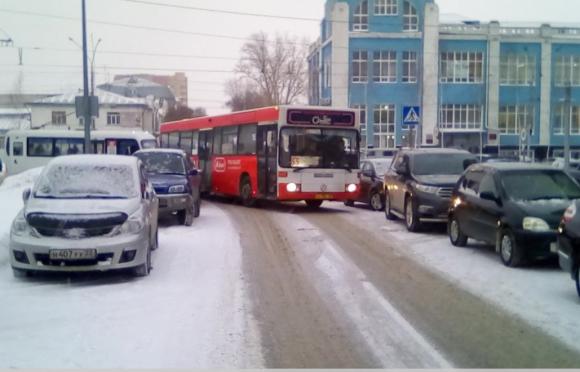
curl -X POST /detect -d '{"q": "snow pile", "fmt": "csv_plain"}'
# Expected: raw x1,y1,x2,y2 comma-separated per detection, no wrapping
0,167,43,266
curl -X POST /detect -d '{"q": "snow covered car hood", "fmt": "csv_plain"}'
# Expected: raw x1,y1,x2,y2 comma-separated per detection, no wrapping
24,196,142,217
413,174,461,187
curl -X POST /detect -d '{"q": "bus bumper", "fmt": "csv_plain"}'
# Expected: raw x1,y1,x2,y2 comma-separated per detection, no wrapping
278,190,358,202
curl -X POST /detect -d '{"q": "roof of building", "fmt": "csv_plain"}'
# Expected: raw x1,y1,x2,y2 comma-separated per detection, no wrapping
98,77,175,101
0,108,30,116
28,89,148,107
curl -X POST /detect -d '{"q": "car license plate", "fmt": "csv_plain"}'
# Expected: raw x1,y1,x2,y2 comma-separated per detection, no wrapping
49,249,97,261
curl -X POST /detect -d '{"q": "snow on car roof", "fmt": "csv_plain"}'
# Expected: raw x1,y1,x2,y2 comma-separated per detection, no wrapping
135,148,185,155
45,155,140,168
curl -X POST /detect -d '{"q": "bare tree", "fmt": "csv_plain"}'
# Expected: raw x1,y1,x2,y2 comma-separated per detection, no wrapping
224,78,268,112
163,104,206,122
228,32,308,109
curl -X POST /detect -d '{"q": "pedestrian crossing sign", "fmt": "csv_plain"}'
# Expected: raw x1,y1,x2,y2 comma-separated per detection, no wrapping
403,106,421,126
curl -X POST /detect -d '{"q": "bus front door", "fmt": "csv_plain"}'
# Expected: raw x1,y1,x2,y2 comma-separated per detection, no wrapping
257,125,278,198
198,130,213,193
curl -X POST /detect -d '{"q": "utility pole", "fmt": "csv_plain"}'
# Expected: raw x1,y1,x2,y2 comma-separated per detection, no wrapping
81,0,92,154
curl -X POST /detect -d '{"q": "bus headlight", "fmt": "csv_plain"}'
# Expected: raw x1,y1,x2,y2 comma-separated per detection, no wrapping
347,184,357,193
286,183,299,193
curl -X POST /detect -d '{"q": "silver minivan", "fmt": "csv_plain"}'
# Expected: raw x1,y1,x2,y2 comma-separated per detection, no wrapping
10,155,159,277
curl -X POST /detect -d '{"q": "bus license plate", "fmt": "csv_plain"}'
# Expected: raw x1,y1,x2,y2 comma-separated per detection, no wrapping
315,194,333,200
49,249,97,261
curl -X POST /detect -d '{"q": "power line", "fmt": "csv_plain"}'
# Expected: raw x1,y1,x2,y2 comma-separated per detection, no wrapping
121,0,321,22
20,46,240,61
0,8,311,46
0,63,235,74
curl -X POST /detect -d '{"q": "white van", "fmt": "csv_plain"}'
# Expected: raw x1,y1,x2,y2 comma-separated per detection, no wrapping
1,130,157,176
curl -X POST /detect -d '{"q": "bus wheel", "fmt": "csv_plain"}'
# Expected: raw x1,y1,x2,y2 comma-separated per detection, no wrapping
240,176,256,207
305,200,323,209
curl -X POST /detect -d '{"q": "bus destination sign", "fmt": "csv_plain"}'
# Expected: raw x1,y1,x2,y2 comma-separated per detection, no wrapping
287,109,355,127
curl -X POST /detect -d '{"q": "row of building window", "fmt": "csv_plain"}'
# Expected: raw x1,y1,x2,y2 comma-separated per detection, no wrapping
351,104,580,144
352,50,418,83
346,51,580,87
50,111,122,126
353,0,418,32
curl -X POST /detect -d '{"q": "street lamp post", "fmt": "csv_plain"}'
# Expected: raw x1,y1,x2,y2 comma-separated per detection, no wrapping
68,35,101,96
81,0,91,154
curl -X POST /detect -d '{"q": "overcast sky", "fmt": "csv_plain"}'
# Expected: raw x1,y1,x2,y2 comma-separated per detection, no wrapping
0,0,577,114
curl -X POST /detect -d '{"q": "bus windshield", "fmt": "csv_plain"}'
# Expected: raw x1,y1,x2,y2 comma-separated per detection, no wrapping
280,128,359,170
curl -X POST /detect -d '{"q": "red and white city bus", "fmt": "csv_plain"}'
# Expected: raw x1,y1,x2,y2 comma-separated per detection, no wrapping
160,106,360,208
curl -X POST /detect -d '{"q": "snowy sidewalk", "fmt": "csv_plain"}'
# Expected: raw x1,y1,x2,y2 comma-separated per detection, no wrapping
0,171,263,368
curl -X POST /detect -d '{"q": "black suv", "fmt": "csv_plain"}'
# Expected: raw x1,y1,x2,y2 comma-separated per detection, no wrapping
384,149,477,232
449,163,580,267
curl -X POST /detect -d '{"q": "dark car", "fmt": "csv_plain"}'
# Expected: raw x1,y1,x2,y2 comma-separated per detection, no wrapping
448,163,580,267
134,149,201,226
345,157,393,211
384,148,477,232
557,201,580,297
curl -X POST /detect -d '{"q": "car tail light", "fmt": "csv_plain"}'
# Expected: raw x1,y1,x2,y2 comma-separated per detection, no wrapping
564,203,577,223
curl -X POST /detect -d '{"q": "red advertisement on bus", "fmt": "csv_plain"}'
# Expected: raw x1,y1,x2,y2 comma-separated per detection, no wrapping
160,106,360,208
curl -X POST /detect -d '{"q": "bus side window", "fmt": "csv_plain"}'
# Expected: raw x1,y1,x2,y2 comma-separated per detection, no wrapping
13,141,23,156
179,131,193,155
191,131,199,155
168,133,180,149
238,125,257,155
27,138,54,157
212,128,222,155
92,141,104,154
116,139,140,155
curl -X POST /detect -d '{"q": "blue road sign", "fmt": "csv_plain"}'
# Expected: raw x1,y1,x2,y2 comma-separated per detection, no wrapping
403,106,421,126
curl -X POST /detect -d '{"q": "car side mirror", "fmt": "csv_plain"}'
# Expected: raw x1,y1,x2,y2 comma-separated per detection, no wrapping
464,159,478,170
363,170,374,178
480,191,501,204
189,169,199,176
22,188,31,203
395,163,409,176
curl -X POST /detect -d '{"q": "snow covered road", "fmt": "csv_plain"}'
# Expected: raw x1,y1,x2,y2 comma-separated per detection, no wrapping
1,168,580,368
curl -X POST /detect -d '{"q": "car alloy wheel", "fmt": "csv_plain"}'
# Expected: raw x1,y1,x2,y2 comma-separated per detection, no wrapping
500,235,513,263
370,192,383,211
449,217,468,247
499,230,524,268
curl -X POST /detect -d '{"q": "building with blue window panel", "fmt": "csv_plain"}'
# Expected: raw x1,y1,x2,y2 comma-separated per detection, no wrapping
307,0,580,158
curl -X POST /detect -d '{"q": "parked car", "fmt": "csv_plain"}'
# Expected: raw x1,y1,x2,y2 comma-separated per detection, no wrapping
448,163,580,267
134,149,201,226
384,148,477,232
345,157,393,211
10,155,159,277
557,200,580,297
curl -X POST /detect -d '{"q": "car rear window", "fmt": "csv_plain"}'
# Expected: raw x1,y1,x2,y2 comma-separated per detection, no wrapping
412,153,476,175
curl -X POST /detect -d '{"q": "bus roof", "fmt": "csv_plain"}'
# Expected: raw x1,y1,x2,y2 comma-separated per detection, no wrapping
5,129,155,141
161,105,358,133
